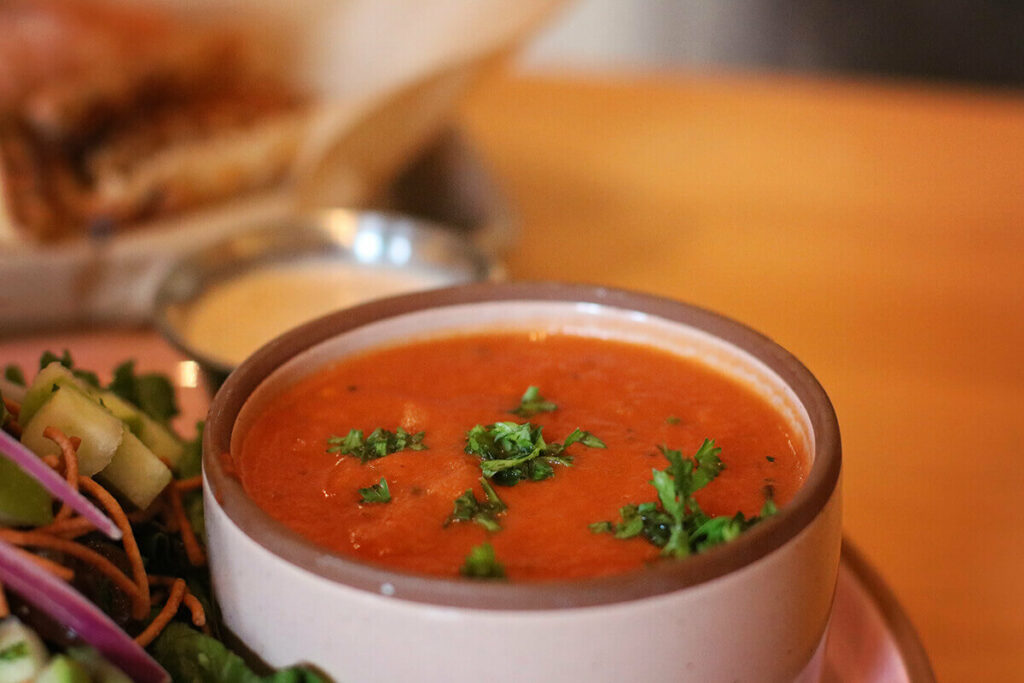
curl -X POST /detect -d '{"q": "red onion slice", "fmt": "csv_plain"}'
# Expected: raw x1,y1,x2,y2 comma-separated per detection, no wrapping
0,538,169,682
0,429,121,540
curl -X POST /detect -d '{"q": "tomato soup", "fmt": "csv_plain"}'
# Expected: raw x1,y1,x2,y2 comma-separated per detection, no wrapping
237,333,808,580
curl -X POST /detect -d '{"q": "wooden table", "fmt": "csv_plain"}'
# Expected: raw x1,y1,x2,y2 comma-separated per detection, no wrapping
458,72,1024,682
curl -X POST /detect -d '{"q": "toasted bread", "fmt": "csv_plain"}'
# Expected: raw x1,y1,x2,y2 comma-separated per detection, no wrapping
0,0,310,243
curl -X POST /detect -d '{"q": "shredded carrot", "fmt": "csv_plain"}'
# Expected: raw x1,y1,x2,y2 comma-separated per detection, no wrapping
0,529,140,602
130,501,163,526
42,454,61,469
77,478,151,620
43,427,81,523
33,516,93,538
134,578,186,647
182,592,207,627
175,476,203,493
149,575,208,628
34,511,149,540
2,397,19,418
2,398,21,437
159,498,180,533
166,485,206,566
14,546,75,581
0,579,8,618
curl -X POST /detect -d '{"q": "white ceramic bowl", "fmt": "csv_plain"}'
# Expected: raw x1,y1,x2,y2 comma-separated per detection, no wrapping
203,282,842,683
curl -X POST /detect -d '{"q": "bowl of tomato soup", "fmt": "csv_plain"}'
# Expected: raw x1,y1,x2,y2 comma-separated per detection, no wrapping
203,282,842,683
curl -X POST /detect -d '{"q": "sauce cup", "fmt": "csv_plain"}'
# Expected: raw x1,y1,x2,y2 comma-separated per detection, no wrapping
203,282,842,683
154,209,494,391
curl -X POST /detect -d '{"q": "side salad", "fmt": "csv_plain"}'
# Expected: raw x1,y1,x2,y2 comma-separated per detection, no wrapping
0,352,327,682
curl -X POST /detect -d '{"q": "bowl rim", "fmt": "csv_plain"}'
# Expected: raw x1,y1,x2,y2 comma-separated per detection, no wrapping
203,281,841,610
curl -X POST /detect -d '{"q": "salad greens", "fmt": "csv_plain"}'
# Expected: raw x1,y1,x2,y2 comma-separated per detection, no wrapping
108,361,179,424
152,623,326,683
38,350,101,389
0,351,326,682
3,364,25,387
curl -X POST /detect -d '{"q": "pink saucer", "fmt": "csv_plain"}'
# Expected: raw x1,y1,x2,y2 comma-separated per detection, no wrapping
1,328,936,682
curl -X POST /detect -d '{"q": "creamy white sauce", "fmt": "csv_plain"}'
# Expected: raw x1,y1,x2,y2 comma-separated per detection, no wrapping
182,259,461,365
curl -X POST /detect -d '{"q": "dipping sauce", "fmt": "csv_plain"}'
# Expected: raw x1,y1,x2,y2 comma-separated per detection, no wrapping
182,260,458,366
237,333,809,581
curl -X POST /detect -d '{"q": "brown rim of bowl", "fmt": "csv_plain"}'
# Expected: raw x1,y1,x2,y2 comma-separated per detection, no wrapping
204,281,842,610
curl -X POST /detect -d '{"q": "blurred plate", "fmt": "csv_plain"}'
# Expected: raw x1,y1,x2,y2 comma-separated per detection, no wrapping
0,129,514,335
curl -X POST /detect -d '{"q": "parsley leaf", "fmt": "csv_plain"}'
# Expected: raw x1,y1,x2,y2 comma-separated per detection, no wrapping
326,427,427,463
511,385,557,417
108,360,179,423
358,478,391,504
464,421,605,486
590,439,776,557
460,543,505,579
446,477,507,531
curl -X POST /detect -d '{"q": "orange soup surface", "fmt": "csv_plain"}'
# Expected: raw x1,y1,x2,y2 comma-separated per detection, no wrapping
238,333,808,580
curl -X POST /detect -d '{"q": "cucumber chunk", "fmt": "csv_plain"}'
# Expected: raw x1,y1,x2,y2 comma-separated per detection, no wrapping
35,655,91,683
20,385,123,476
20,362,185,470
0,453,53,526
94,390,185,469
97,431,172,510
0,617,48,683
18,362,79,428
66,648,132,683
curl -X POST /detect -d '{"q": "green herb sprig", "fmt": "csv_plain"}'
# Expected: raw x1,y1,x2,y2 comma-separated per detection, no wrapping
465,421,604,486
460,543,505,579
446,477,507,531
590,439,777,557
358,477,392,504
511,386,557,417
327,427,427,463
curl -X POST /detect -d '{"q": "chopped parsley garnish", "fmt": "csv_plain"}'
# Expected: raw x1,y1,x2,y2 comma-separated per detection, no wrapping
590,439,777,557
327,427,427,463
359,477,391,503
465,421,605,486
460,543,505,579
446,477,507,531
511,385,557,417
665,416,681,425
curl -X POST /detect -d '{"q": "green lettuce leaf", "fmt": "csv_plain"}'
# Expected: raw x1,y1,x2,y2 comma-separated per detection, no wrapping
151,623,328,683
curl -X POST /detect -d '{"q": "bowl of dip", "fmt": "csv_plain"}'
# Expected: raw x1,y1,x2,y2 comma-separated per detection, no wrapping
203,282,842,683
154,209,493,389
